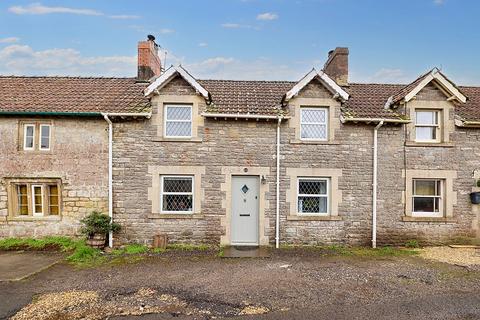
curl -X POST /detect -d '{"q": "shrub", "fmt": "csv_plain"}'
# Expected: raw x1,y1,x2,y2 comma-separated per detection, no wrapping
80,211,121,238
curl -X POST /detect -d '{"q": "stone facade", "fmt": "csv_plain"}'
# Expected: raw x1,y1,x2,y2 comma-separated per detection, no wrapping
0,117,108,238
112,75,480,246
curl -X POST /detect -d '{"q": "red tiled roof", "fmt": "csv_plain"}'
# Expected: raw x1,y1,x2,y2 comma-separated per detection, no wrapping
198,79,295,116
0,76,150,114
457,86,480,121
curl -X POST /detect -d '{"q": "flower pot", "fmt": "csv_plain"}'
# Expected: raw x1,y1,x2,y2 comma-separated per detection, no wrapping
86,233,107,249
470,192,480,204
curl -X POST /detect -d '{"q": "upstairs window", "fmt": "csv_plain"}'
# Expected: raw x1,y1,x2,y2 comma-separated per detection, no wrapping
300,107,328,141
21,122,52,151
297,177,329,215
160,175,194,213
164,104,192,138
412,179,443,217
9,179,61,217
415,110,440,142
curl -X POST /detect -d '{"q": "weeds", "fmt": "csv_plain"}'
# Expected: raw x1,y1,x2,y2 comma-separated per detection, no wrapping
405,240,420,248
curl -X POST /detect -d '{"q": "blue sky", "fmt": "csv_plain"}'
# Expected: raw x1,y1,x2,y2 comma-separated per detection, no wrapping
0,0,479,84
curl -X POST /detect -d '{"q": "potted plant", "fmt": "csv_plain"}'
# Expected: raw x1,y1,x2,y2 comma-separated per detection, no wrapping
80,211,121,249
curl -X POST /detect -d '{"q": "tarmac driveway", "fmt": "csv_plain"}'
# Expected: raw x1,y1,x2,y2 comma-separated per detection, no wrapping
1,250,479,319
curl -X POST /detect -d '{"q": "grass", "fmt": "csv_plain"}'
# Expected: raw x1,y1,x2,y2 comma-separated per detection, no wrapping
0,236,77,251
279,244,419,257
166,243,210,251
405,240,420,248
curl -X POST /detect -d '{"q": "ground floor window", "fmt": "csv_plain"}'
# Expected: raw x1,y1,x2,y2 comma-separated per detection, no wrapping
297,177,329,215
9,179,61,217
412,179,444,217
160,175,194,213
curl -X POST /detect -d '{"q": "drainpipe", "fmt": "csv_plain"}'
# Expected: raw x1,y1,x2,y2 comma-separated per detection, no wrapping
102,114,114,248
275,117,282,249
372,120,384,248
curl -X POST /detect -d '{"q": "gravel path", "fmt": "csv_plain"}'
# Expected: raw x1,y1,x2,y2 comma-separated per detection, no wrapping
420,246,480,267
1,250,479,319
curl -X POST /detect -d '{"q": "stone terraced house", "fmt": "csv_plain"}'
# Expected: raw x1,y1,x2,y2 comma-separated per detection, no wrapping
1,37,480,247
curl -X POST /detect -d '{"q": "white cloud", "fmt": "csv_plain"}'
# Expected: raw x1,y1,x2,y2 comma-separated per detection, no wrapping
0,37,20,44
198,42,208,47
0,44,135,76
360,68,412,84
433,0,445,5
256,12,278,21
221,23,254,29
159,28,175,34
108,15,140,20
8,3,102,16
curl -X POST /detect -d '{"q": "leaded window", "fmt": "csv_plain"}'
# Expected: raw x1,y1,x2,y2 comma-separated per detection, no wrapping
164,104,192,138
300,108,328,141
161,176,194,213
297,177,329,215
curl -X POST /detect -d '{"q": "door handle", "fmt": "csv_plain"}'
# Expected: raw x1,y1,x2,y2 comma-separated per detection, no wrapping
239,213,250,217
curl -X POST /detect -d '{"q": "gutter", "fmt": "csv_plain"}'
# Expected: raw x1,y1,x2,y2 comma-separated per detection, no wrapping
275,117,283,249
341,116,411,124
202,112,290,120
0,111,152,118
372,120,384,249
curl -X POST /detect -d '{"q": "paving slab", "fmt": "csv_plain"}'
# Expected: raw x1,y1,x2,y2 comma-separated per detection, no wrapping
0,251,64,282
221,246,270,258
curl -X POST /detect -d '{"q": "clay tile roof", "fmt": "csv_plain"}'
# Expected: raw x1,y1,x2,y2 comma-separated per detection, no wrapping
342,83,407,120
198,79,295,116
0,76,151,114
390,70,432,104
456,86,480,121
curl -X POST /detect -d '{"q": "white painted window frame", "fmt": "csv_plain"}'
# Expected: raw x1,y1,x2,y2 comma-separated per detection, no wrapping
300,107,329,141
415,110,440,143
39,124,51,151
160,175,194,214
297,177,330,216
23,124,36,151
412,178,444,218
163,104,193,138
31,184,44,217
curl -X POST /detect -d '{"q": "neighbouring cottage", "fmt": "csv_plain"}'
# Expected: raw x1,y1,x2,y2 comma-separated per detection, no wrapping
1,36,480,247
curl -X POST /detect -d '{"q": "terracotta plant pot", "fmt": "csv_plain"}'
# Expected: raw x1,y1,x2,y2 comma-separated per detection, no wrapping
86,233,107,249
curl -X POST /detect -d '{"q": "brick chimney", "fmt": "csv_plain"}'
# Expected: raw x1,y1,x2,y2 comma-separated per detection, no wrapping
323,47,349,86
137,35,162,82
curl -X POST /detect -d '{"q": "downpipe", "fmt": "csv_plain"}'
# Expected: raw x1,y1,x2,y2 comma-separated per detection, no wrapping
372,120,384,248
275,117,282,249
102,114,114,248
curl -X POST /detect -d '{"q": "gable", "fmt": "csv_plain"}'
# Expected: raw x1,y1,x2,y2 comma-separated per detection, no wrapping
416,82,449,101
157,75,197,96
296,77,333,99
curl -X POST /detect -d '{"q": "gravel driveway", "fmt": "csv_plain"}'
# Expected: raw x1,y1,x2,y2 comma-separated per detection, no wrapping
1,250,479,319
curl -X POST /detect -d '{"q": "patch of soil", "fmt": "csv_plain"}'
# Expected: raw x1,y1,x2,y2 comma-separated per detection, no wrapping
0,244,63,252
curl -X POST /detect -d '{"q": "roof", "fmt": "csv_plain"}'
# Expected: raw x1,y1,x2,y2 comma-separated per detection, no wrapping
456,86,480,122
0,76,150,115
342,83,407,120
198,79,295,116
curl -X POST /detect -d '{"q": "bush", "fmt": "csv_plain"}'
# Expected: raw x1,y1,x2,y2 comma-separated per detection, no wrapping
80,211,121,238
405,240,420,248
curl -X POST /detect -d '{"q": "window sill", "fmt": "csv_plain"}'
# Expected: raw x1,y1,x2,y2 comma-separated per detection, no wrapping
287,215,343,221
402,216,456,223
290,139,340,145
152,137,202,143
148,214,204,219
405,141,454,148
7,215,62,222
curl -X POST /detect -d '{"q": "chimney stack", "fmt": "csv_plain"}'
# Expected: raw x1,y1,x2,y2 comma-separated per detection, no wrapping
137,35,162,82
323,47,349,86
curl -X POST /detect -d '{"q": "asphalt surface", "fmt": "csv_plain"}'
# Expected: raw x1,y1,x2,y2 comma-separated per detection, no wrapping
1,250,479,319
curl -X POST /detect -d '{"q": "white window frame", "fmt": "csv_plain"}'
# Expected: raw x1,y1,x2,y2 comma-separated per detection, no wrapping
39,124,51,151
164,104,193,138
300,107,329,141
412,179,443,218
23,124,35,151
160,175,194,214
31,184,44,217
415,110,440,143
297,177,330,216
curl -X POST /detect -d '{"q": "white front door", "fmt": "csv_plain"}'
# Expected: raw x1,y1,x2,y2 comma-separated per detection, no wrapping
231,176,259,245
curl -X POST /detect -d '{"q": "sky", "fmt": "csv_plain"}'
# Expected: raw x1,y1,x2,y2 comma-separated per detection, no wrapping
0,0,479,85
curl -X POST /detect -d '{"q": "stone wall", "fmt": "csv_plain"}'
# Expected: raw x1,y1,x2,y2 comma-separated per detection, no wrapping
113,76,479,246
0,117,108,238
